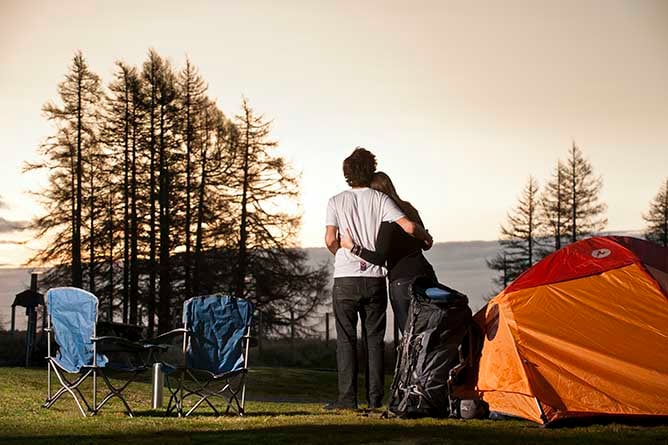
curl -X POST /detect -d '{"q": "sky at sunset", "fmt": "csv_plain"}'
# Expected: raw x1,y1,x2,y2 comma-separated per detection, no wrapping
1,0,667,266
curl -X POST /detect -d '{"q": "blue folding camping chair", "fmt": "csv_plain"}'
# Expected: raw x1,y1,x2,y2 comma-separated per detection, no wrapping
150,294,254,417
43,287,161,417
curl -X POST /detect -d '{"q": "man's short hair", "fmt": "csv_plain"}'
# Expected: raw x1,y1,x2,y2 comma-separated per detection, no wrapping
343,147,377,187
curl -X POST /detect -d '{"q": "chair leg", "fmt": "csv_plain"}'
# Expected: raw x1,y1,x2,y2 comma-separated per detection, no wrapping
181,373,221,417
164,374,178,415
178,374,185,417
164,373,186,417
46,360,52,402
226,386,243,415
92,368,97,413
239,373,248,415
93,371,138,417
43,364,93,417
239,374,247,415
185,392,218,417
164,372,248,417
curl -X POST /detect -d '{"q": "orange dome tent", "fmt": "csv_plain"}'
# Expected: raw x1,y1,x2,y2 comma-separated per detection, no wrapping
476,236,668,425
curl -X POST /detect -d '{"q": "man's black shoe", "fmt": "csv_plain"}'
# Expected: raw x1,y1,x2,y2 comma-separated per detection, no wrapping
323,401,357,410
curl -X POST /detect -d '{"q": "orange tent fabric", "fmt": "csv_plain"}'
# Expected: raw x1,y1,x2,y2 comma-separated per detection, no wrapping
476,236,668,425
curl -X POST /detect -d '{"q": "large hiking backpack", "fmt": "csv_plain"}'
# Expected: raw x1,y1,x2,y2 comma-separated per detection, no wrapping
388,276,486,419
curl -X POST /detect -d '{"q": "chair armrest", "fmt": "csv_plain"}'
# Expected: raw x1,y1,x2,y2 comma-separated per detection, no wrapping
144,328,190,345
92,335,154,352
243,335,258,348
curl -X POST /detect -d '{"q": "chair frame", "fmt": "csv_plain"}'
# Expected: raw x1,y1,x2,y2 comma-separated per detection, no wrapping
153,303,253,417
43,289,160,417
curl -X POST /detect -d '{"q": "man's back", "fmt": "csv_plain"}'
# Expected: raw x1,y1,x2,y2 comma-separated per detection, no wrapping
326,187,404,278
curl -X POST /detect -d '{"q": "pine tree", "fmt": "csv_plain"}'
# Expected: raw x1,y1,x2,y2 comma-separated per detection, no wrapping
231,98,329,333
541,161,569,252
177,60,207,300
192,99,237,295
25,127,78,270
233,98,298,298
643,178,668,247
486,250,514,291
139,51,181,334
128,72,144,325
156,59,179,334
92,177,118,321
104,62,144,323
141,50,163,335
82,124,106,296
488,177,543,290
563,142,607,242
27,52,102,287
28,50,330,335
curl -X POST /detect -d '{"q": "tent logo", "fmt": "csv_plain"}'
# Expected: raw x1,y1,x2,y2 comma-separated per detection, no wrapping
591,248,612,259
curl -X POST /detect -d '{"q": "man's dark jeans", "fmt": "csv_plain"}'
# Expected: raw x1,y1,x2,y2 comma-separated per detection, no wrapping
332,276,387,407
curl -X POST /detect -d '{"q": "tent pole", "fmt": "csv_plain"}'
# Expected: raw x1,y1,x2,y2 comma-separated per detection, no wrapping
534,397,548,424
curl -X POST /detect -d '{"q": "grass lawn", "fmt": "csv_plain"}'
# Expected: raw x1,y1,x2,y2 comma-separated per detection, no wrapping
0,367,667,444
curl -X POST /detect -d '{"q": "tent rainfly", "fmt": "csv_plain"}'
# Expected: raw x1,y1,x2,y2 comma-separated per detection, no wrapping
475,236,668,426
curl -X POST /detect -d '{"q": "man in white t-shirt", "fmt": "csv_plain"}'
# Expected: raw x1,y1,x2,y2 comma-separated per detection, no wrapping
324,148,432,410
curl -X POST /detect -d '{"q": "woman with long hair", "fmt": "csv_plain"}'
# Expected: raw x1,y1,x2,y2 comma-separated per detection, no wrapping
340,171,437,333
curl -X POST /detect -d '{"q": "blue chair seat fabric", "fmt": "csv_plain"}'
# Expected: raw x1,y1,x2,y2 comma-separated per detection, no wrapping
44,287,158,417
47,288,108,373
184,295,253,376
156,294,254,417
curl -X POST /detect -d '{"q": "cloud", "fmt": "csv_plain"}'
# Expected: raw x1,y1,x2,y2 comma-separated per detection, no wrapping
0,196,6,209
0,217,28,233
0,239,26,244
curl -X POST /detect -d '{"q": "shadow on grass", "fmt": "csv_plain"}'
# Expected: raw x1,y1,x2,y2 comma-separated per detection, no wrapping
3,422,668,445
133,409,319,418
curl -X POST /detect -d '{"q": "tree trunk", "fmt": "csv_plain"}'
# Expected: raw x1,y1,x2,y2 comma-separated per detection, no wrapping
148,76,157,336
129,96,139,325
108,186,114,321
664,179,668,247
158,101,172,333
70,144,77,290
122,73,130,324
570,144,577,243
555,167,562,250
193,108,209,296
89,161,95,294
184,82,193,299
73,71,83,287
528,187,533,267
235,108,251,299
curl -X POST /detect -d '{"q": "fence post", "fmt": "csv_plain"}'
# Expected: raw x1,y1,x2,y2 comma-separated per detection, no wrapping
258,311,263,354
10,305,16,333
25,273,39,367
42,301,47,332
290,310,295,365
26,308,36,367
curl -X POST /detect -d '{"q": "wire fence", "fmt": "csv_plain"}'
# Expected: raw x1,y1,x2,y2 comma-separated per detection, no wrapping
2,302,402,370
1,269,401,369
2,303,400,342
